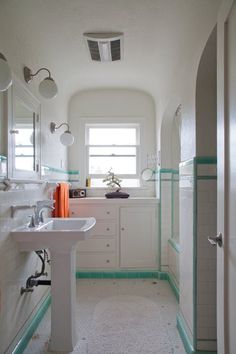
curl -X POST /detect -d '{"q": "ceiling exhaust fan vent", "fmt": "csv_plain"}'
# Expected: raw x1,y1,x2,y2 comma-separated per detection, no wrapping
83,32,123,62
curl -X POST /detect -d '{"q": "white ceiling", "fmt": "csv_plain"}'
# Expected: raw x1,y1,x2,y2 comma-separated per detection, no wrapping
0,0,221,107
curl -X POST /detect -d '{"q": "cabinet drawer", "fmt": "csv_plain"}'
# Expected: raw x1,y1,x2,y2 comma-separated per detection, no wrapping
78,238,116,252
70,205,117,219
77,253,117,269
89,221,116,236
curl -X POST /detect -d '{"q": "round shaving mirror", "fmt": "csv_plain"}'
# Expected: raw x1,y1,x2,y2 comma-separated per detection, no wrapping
141,168,153,181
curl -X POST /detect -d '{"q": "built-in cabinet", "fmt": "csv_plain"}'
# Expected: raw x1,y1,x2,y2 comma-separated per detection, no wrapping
69,198,158,270
120,206,157,268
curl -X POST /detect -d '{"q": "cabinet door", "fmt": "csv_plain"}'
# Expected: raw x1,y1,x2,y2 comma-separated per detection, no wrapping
120,206,157,268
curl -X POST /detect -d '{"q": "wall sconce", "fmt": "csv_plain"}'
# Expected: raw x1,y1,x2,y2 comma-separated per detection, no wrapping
50,122,74,146
0,53,12,92
23,66,58,99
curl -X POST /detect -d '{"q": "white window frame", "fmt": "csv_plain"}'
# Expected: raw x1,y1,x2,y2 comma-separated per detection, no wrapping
85,123,141,186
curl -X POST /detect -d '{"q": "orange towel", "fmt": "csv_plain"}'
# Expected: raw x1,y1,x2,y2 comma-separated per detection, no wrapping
53,182,69,217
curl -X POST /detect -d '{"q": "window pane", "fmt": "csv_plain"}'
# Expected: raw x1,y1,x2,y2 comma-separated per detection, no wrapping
15,128,34,146
89,156,136,174
89,147,136,156
15,157,34,171
15,147,34,156
89,128,137,145
91,178,140,187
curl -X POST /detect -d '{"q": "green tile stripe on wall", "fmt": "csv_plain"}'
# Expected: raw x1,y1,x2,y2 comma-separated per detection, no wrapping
12,295,51,354
197,176,217,180
160,168,173,173
168,238,180,253
76,271,168,280
195,156,217,164
196,156,217,180
0,154,7,161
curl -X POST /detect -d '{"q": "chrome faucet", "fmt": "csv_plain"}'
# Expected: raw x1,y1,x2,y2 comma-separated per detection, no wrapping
35,200,54,225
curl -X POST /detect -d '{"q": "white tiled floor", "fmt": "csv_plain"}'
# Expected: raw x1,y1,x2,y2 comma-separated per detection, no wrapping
24,279,185,354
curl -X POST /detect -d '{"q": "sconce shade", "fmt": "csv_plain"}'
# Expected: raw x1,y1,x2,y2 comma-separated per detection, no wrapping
60,131,74,146
50,121,74,146
39,77,58,99
0,54,12,92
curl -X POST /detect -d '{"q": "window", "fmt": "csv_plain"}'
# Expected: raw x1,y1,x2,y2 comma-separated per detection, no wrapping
14,123,35,171
85,124,140,187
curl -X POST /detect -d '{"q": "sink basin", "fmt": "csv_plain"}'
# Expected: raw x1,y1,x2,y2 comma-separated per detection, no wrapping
11,216,96,352
11,217,96,251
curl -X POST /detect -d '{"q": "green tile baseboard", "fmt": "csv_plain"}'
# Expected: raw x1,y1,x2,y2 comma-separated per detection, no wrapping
177,314,217,354
76,270,168,280
167,273,179,302
11,294,51,354
76,271,180,302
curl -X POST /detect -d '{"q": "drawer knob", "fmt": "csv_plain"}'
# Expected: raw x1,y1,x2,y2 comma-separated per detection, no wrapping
72,212,74,215
106,244,110,247
106,259,110,263
121,227,125,231
106,211,110,215
106,227,110,231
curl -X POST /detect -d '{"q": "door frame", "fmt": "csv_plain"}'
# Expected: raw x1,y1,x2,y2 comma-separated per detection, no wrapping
217,1,234,353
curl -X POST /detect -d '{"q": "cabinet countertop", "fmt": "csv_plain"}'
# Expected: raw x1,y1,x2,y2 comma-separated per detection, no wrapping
69,197,159,205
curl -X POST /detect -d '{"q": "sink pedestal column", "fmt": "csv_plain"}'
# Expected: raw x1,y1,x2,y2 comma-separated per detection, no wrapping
49,248,77,352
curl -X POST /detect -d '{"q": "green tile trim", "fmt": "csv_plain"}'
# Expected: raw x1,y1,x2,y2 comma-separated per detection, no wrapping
0,154,7,161
177,313,194,354
167,273,179,302
168,238,180,253
12,294,51,354
197,176,217,180
76,271,168,280
177,314,217,354
68,170,80,175
195,156,217,165
160,168,173,173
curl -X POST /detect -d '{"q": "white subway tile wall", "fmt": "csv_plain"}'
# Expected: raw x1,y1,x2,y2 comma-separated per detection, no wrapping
196,178,217,349
168,243,179,287
0,187,51,353
179,162,194,342
160,174,172,269
178,159,217,352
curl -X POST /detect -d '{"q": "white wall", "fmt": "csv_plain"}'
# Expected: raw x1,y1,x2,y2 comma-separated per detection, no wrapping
0,10,68,171
0,10,67,353
68,88,156,197
196,27,217,157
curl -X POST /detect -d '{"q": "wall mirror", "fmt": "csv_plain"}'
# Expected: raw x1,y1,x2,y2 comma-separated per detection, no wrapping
7,78,41,179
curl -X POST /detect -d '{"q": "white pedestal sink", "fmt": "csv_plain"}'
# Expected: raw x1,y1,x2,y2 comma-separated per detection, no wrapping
11,217,96,352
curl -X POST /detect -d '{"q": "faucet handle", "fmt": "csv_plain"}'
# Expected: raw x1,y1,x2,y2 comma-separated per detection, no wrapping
28,215,36,228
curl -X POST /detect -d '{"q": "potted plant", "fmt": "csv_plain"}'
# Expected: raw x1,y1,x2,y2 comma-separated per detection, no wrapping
103,169,129,198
